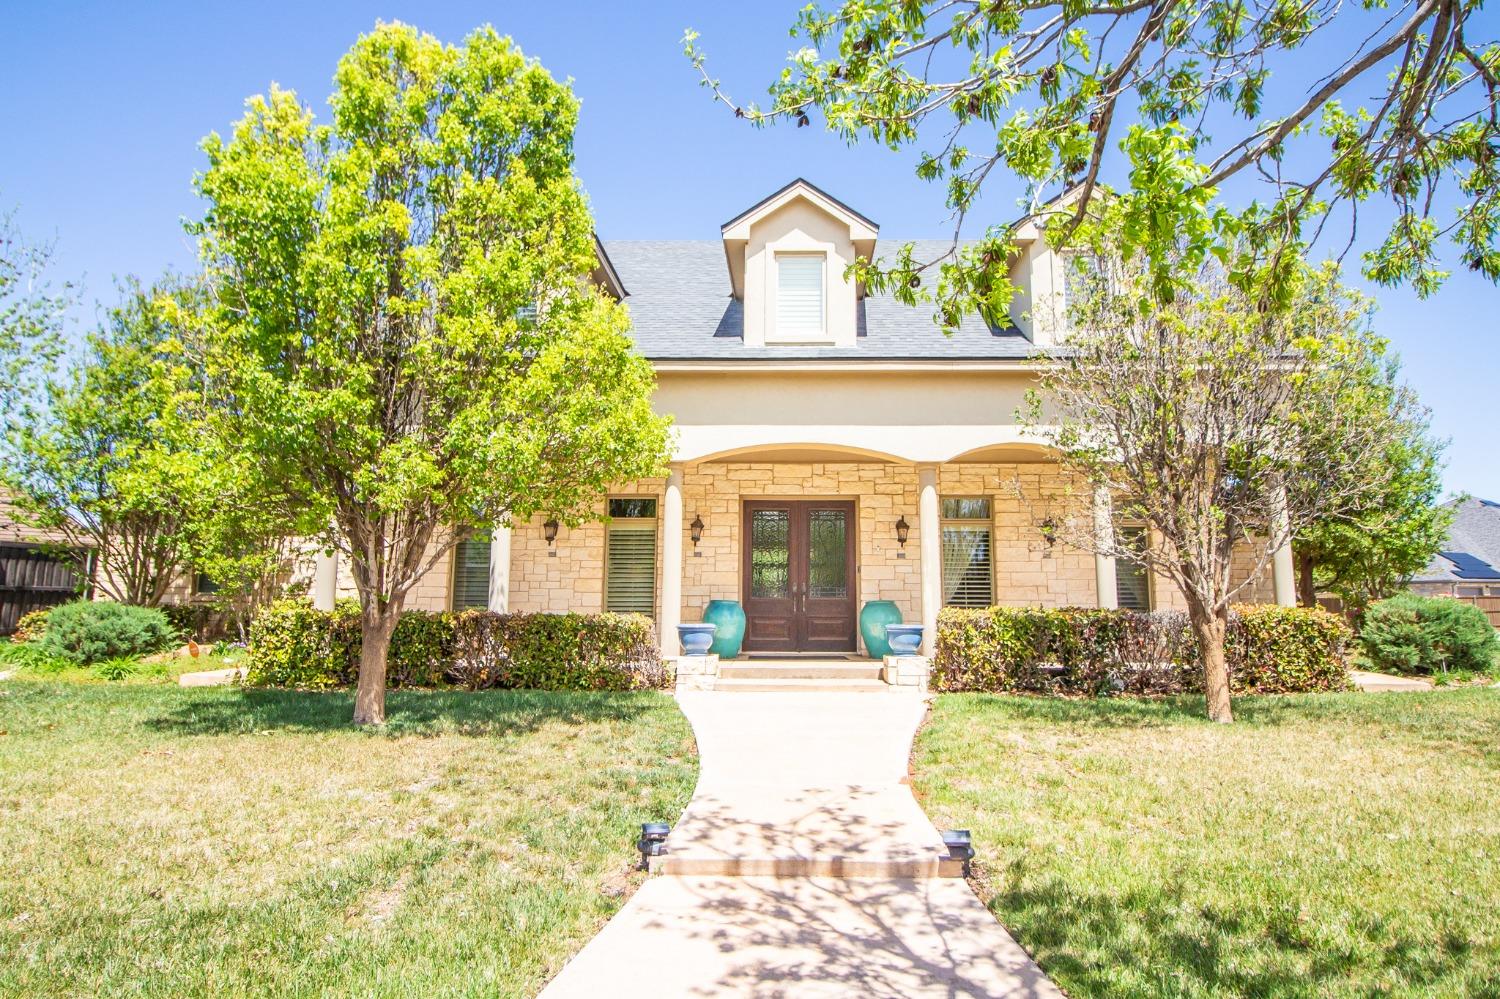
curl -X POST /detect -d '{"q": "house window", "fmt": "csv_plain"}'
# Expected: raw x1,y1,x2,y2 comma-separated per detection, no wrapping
606,497,657,616
775,253,826,340
1115,524,1152,611
941,497,994,608
194,573,219,597
451,535,491,611
1063,252,1108,326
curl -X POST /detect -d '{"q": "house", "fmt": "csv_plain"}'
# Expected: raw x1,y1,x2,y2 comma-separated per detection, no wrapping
310,179,1288,658
1409,497,1500,598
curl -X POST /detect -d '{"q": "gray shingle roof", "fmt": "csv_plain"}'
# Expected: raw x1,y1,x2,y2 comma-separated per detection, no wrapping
601,240,1043,361
1412,497,1500,583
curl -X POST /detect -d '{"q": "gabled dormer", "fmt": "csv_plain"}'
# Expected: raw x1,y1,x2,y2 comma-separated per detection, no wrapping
720,179,878,348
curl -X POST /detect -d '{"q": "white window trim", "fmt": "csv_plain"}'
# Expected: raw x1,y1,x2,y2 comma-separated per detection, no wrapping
1113,522,1154,612
604,496,660,618
939,496,996,609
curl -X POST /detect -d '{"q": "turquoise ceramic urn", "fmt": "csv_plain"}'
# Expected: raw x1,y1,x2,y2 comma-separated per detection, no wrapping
703,599,747,659
859,600,903,659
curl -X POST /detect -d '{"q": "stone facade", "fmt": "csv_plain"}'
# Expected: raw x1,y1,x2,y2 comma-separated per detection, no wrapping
397,459,1274,620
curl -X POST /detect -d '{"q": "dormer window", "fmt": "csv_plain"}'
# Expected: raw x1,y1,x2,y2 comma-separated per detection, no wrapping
775,253,826,342
721,179,877,349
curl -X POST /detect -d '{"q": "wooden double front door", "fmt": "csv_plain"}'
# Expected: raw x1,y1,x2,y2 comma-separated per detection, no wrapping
741,500,857,653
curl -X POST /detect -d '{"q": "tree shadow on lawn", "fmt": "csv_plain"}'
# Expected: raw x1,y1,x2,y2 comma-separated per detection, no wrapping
946,687,1500,739
992,866,1482,998
145,686,671,739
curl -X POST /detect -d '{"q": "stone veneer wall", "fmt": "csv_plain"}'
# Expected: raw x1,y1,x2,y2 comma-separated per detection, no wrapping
399,462,1275,617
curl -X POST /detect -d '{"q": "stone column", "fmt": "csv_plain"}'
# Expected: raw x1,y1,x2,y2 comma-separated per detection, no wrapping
1093,484,1118,609
487,523,511,613
917,463,941,657
660,463,685,657
1270,481,1296,607
311,547,338,611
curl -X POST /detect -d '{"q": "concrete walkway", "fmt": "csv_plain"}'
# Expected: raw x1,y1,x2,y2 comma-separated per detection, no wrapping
1351,669,1435,692
542,690,1062,998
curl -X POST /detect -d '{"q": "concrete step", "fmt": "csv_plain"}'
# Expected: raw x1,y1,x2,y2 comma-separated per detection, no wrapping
651,853,964,878
719,663,884,681
713,678,892,693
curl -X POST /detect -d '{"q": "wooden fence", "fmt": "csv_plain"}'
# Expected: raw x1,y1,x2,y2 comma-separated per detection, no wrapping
0,544,88,634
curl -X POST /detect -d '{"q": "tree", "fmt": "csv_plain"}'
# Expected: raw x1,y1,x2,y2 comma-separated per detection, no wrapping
4,276,207,606
0,208,69,428
192,23,672,725
1294,382,1451,616
1035,232,1420,722
686,0,1499,312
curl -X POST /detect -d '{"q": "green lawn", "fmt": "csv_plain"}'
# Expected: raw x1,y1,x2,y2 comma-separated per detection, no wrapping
915,689,1500,998
0,681,697,997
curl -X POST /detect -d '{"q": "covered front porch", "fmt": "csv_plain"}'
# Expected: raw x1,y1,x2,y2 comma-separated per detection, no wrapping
657,443,1151,660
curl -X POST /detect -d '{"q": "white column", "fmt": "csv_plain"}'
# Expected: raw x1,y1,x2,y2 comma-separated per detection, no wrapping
660,463,685,657
487,523,511,613
311,548,338,611
917,463,941,657
1270,482,1296,607
1093,484,1118,609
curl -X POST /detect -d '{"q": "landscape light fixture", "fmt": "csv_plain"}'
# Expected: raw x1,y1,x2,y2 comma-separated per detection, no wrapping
942,828,975,877
637,822,671,869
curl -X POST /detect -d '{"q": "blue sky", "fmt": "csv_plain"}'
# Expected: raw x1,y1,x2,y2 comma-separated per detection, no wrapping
2,1,1495,499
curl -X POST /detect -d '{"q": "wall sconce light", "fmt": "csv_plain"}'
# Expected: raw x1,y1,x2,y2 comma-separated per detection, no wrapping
1039,517,1058,558
543,518,559,556
690,514,704,556
895,515,910,559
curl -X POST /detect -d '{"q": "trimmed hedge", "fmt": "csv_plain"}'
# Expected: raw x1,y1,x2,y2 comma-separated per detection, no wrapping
933,604,1353,696
245,600,666,691
40,600,178,665
1360,593,1499,675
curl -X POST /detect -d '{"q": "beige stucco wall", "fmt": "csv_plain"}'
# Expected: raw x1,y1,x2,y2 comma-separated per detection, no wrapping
653,366,1055,464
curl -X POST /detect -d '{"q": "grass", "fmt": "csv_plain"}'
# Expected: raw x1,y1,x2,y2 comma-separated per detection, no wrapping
915,689,1500,998
0,680,697,997
0,637,247,684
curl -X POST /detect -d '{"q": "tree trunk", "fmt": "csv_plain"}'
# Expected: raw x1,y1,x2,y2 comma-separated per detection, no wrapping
1295,548,1317,608
1187,602,1233,723
353,609,397,726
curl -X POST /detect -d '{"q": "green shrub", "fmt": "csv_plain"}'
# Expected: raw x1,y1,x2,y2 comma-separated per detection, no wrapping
450,611,664,691
1361,593,1499,675
1224,605,1354,694
934,605,1352,696
12,608,51,643
40,601,177,664
244,602,663,691
94,656,140,681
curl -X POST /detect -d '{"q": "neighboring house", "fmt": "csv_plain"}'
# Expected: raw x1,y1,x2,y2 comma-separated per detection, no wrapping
0,488,92,634
312,179,1286,656
1409,497,1500,597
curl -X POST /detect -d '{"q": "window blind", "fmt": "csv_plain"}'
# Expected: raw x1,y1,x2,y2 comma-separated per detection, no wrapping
606,523,657,616
1115,525,1152,611
941,526,994,608
451,538,491,610
776,255,825,339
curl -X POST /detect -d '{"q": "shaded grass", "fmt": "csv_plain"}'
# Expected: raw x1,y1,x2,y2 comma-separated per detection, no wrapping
0,681,697,997
915,689,1500,998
